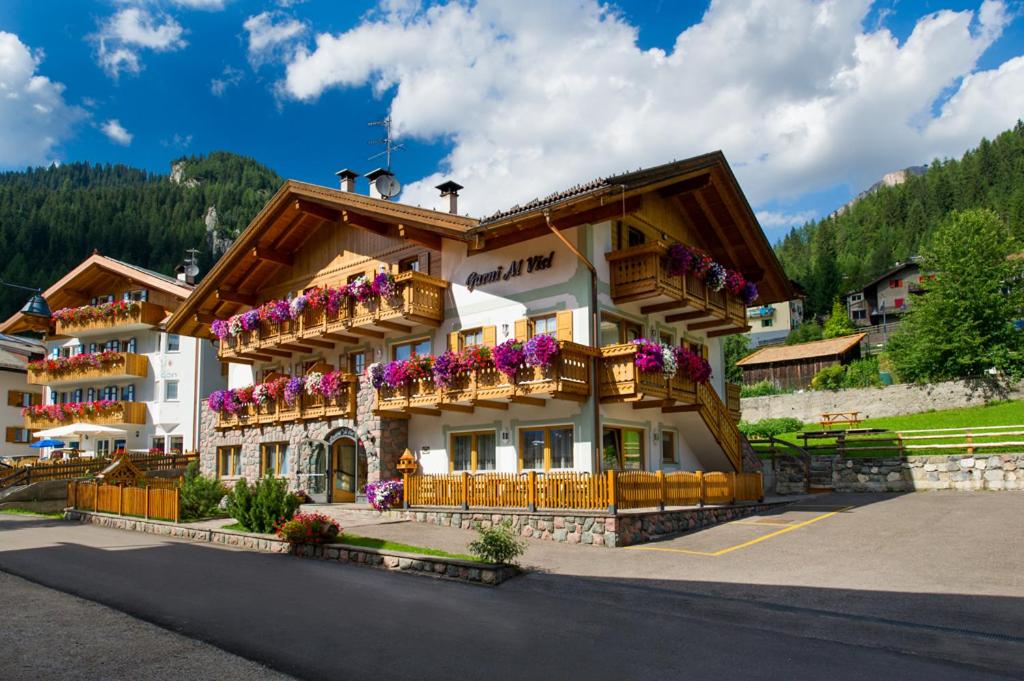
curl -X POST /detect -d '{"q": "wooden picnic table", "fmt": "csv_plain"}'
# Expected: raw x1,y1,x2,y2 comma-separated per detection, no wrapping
819,411,862,429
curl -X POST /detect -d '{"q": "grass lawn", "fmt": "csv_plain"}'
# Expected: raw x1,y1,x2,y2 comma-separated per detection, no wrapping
753,399,1024,458
0,508,64,519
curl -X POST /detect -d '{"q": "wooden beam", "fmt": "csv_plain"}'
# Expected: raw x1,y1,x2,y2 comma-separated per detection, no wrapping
688,318,729,331
301,338,335,349
665,310,708,324
473,400,509,410
662,404,701,414
632,399,675,410
693,186,745,272
252,246,294,267
708,325,750,338
323,332,358,344
640,301,683,314
373,409,411,420
236,352,273,362
656,173,711,199
374,320,413,333
474,197,642,252
437,403,474,414
261,348,292,358
408,407,441,416
217,289,257,306
398,224,443,250
278,343,313,353
223,357,254,365
508,396,545,407
295,199,339,223
194,312,216,325
349,327,386,339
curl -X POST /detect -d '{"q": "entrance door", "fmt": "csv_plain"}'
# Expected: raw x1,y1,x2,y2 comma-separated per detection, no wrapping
298,440,328,504
331,438,358,502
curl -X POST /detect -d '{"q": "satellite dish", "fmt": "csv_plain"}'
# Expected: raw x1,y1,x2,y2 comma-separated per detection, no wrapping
184,263,200,278
374,174,401,199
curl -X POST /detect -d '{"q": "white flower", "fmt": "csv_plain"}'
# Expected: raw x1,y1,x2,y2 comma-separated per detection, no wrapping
304,371,323,395
661,345,677,378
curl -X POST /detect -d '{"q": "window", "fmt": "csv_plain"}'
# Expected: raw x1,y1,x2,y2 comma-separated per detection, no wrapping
531,314,557,338
7,391,38,408
890,278,903,288
600,313,643,346
164,380,179,401
392,338,431,361
659,331,674,346
661,431,677,464
169,436,183,454
261,442,289,477
126,337,137,354
627,226,646,248
450,431,497,472
96,440,111,457
150,436,165,452
460,328,484,348
348,351,366,375
103,340,121,352
602,427,644,470
398,256,420,273
86,387,96,401
519,426,574,471
126,289,148,302
102,386,118,401
852,310,867,321
217,446,242,478
122,384,136,402
5,427,32,444
166,334,180,353
72,389,83,403
760,319,773,328
849,293,863,303
113,439,126,454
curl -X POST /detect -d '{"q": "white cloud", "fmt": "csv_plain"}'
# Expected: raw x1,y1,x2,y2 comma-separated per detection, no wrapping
273,0,1019,220
756,210,818,229
161,132,193,148
244,11,306,67
170,0,228,9
210,65,244,96
0,32,85,167
92,7,186,78
101,119,133,145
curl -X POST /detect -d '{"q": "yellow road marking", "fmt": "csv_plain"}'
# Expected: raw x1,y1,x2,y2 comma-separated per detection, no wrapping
624,506,853,556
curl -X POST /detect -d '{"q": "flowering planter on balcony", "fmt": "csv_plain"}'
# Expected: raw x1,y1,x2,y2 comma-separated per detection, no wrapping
27,352,149,386
54,301,166,337
24,400,147,429
598,344,698,404
375,342,593,414
216,381,357,430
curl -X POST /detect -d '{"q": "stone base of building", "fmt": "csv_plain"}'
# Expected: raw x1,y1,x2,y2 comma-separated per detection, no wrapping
64,510,516,586
381,499,790,548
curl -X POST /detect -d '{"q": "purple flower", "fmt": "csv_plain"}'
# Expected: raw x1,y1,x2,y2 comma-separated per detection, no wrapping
432,351,464,388
666,244,694,276
382,360,412,388
368,363,385,389
633,339,665,374
492,339,525,379
211,320,230,340
240,309,261,331
740,281,759,305
284,376,305,405
371,271,397,298
524,334,559,369
207,390,227,413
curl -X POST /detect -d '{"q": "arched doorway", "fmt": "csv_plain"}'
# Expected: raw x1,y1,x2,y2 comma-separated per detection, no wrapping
327,428,367,503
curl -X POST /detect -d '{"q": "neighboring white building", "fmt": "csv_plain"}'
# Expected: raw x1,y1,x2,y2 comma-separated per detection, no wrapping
0,334,44,461
745,298,803,347
0,255,225,458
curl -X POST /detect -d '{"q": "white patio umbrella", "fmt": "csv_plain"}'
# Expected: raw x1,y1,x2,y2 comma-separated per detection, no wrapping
33,424,128,439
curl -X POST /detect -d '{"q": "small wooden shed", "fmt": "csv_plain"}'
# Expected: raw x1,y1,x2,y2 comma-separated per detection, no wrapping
736,333,866,390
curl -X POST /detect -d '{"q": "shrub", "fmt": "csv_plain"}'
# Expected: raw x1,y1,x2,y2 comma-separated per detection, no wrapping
227,475,300,533
178,461,228,521
276,512,340,545
738,417,804,440
810,364,846,391
843,357,883,388
468,520,526,565
740,380,783,398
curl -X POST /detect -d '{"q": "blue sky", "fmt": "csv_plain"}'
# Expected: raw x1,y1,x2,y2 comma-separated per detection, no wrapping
1,0,1022,241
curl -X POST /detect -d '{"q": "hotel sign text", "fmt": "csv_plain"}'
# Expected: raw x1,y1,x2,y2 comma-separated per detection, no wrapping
465,252,555,292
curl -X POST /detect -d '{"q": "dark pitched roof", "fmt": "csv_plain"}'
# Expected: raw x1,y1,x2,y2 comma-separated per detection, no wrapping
105,256,193,290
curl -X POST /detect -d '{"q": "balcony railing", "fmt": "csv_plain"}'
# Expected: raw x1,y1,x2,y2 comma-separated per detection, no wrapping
27,352,149,386
606,242,747,332
375,341,593,415
216,383,358,430
24,401,148,429
219,271,447,361
54,301,166,337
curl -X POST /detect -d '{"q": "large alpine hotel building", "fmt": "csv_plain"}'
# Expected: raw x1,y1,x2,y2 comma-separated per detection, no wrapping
166,154,793,504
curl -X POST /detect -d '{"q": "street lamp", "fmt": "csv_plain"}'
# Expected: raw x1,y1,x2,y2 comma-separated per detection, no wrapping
0,280,51,320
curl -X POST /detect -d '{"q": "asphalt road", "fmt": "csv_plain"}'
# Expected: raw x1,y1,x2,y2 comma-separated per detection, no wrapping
1,505,1021,681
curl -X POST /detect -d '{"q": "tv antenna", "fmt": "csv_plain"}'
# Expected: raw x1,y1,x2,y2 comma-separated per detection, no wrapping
368,115,404,170
184,248,200,279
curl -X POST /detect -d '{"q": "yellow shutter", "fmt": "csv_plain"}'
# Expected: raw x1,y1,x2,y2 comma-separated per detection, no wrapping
482,326,497,347
7,391,21,407
514,318,529,342
447,331,460,351
556,310,573,342
5,427,17,443
30,393,41,406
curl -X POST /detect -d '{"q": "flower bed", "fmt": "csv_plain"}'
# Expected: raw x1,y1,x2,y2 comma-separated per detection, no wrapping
28,350,124,376
51,300,141,326
665,243,759,305
23,399,121,422
211,272,397,341
275,512,341,545
631,339,712,383
207,370,352,414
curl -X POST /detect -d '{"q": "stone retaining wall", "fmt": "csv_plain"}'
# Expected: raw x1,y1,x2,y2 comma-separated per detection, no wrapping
386,499,788,548
764,453,1024,493
741,378,1023,424
65,510,515,586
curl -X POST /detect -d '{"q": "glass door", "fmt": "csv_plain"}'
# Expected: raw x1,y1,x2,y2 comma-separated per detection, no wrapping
298,440,328,504
331,439,357,502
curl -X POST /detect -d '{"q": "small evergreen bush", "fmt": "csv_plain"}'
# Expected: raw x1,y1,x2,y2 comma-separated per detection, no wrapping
843,357,883,388
178,461,228,521
468,520,526,565
810,364,846,391
227,475,300,533
740,380,785,398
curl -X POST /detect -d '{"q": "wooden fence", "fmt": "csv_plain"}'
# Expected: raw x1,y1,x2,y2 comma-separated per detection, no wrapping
797,424,1024,458
0,452,196,491
66,481,180,522
403,470,763,513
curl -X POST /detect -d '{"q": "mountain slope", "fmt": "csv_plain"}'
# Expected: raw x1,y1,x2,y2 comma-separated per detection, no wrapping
0,152,282,320
775,121,1024,316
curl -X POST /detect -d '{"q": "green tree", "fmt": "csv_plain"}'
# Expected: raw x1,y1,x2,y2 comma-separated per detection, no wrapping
786,321,823,345
822,299,857,338
888,209,1024,382
723,334,750,383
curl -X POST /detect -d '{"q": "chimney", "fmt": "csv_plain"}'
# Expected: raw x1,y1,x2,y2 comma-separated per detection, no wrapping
366,168,392,200
335,168,359,192
435,180,464,215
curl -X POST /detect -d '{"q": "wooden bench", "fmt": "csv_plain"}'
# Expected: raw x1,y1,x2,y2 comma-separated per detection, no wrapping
819,411,862,430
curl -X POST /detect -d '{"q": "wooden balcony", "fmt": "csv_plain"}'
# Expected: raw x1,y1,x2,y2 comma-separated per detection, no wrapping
605,242,748,336
55,301,166,338
375,341,593,417
24,401,148,429
27,352,149,386
599,345,741,470
726,382,742,422
219,271,447,362
216,382,358,430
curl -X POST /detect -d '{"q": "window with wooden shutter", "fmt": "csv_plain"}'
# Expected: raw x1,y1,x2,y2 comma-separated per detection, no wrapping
556,310,573,342
447,331,459,350
7,391,22,407
514,318,529,342
5,426,17,443
482,326,496,347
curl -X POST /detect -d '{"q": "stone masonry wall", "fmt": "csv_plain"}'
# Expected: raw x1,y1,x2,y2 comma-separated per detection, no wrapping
741,378,1024,424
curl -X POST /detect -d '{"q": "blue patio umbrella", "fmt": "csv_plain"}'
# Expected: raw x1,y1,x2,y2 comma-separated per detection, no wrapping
30,439,64,448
